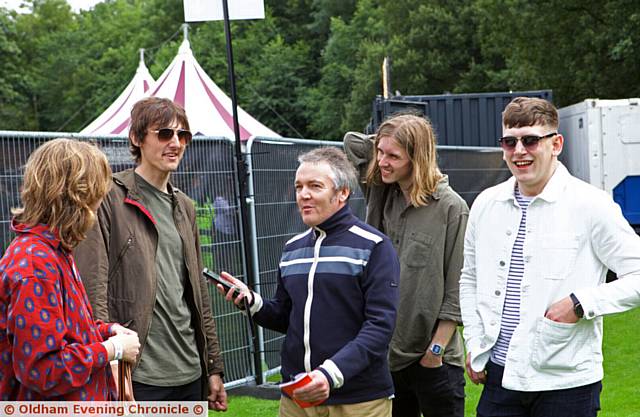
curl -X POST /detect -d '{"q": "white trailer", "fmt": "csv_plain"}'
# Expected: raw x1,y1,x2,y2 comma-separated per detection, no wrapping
558,98,640,227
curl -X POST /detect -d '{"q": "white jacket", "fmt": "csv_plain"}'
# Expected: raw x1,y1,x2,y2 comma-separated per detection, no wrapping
460,162,640,391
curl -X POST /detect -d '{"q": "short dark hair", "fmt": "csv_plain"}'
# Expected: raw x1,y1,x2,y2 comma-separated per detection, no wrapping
128,97,190,163
502,97,558,129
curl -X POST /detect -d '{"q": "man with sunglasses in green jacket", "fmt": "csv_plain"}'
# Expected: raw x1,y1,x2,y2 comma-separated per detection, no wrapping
75,97,227,410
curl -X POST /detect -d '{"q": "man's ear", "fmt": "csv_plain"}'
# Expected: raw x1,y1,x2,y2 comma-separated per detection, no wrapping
552,133,564,157
338,188,350,203
129,132,140,147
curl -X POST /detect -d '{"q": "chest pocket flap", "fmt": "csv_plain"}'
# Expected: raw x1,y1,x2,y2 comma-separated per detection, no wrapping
403,231,434,268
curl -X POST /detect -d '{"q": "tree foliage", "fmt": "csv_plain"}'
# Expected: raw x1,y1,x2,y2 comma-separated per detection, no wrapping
0,0,638,138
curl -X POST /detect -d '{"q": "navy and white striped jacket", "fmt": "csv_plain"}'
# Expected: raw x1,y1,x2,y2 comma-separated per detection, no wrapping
252,205,400,404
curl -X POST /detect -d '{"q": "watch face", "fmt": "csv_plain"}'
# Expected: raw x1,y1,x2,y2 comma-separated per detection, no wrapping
431,344,443,355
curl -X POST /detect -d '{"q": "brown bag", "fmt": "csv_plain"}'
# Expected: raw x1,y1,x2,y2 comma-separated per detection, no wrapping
111,360,135,401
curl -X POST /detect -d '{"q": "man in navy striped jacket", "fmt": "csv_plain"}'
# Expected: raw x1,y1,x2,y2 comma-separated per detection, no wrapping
219,147,400,416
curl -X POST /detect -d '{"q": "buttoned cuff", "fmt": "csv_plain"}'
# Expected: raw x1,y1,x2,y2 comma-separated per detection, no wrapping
572,289,598,320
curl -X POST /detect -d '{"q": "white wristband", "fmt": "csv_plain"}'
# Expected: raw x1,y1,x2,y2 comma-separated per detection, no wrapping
111,339,123,361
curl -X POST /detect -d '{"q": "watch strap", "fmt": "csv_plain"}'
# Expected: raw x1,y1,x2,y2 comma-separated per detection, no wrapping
569,293,584,318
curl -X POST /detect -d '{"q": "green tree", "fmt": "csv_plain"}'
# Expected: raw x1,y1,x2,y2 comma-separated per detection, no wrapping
304,0,386,138
0,9,28,129
465,0,640,106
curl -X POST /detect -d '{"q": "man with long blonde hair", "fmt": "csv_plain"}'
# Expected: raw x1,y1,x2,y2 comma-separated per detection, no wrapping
345,114,468,417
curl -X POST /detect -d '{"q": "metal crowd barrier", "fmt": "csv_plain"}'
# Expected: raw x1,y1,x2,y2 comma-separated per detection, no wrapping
0,131,254,387
0,131,510,389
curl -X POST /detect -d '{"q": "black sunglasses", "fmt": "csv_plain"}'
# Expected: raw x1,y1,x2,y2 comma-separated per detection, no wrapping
498,132,557,150
151,128,193,145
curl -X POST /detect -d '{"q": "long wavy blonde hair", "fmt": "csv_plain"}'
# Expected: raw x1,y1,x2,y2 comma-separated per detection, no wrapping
366,114,442,207
13,139,111,250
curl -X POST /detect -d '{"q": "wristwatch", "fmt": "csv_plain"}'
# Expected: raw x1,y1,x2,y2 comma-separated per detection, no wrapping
429,343,444,356
569,293,584,318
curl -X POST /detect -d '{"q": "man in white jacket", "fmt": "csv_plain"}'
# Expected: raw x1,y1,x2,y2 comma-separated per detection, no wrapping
460,97,640,417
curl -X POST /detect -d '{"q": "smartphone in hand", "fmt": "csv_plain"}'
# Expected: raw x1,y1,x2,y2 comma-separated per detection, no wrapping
203,268,237,292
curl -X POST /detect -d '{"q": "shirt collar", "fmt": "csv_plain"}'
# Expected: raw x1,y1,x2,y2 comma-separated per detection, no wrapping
431,175,450,201
495,161,569,203
10,220,63,250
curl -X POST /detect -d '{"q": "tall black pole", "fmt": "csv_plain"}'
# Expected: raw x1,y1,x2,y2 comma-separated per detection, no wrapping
221,0,263,385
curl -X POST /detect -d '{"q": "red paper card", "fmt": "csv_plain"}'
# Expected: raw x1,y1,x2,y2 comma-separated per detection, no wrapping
279,373,326,408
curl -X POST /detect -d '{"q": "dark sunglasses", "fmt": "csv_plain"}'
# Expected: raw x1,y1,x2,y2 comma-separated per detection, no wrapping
151,128,193,144
498,132,557,150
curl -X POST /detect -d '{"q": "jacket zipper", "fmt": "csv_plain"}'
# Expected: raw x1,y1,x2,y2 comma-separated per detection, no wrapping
108,237,133,282
303,228,325,372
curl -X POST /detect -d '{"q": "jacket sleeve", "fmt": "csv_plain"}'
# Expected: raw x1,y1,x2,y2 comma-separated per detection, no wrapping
74,192,113,322
8,259,109,396
189,201,225,376
320,239,399,388
343,132,375,194
574,195,640,318
95,321,115,339
459,196,483,359
252,270,292,334
439,199,469,324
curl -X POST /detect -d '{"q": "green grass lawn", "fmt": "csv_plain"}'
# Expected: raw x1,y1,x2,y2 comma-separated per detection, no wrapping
216,308,640,417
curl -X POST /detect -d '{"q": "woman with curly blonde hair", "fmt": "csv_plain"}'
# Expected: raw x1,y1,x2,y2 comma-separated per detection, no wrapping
0,139,140,400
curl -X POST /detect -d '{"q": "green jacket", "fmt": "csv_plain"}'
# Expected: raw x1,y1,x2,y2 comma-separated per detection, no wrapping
344,132,468,371
74,169,224,396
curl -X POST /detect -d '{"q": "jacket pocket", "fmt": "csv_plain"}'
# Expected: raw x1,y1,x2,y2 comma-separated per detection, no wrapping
540,233,580,280
404,231,433,267
531,316,592,372
108,235,135,301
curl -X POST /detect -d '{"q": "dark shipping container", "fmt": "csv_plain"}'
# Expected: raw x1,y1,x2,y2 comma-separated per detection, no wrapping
367,90,553,147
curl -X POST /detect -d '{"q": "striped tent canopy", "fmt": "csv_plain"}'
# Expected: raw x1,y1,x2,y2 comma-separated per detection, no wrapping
149,38,280,140
81,50,154,135
83,37,280,141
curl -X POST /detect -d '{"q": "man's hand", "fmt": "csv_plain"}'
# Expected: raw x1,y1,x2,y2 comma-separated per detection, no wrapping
419,349,443,368
465,353,486,385
217,271,254,309
292,370,330,404
208,374,228,411
545,296,579,323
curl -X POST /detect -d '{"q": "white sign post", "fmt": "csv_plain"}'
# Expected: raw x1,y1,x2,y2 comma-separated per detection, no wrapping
183,0,264,22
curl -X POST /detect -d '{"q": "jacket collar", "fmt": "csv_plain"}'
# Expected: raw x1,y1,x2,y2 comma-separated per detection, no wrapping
431,175,450,201
495,161,569,203
114,168,181,225
113,168,178,201
11,220,63,250
391,174,450,204
313,204,355,235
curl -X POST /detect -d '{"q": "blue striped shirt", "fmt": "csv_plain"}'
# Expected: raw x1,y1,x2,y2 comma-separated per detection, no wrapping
491,188,532,366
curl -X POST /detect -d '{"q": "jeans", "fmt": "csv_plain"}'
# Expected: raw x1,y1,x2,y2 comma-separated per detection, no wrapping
132,377,201,401
391,361,465,417
477,360,601,417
